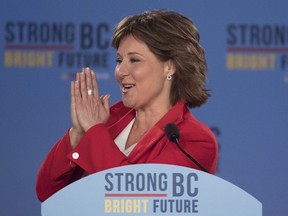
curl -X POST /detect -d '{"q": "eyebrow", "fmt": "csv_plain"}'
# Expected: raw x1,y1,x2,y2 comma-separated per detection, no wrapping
117,52,144,57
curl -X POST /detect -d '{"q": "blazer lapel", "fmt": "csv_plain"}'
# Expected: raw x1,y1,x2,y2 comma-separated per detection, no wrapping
107,102,135,138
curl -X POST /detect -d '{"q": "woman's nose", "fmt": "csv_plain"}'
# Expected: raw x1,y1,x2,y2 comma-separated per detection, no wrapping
116,61,129,78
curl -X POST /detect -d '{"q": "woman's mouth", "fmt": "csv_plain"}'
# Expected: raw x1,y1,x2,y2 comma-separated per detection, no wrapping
122,84,135,93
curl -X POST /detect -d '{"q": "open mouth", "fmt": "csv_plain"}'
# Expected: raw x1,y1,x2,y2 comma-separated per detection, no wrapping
122,84,135,93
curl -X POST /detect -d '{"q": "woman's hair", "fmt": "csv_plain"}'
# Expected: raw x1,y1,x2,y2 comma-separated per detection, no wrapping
112,9,209,108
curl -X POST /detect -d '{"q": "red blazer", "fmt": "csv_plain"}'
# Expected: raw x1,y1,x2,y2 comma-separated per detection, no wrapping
36,100,218,202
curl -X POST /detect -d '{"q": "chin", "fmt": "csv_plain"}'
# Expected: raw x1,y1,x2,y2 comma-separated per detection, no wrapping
122,99,134,108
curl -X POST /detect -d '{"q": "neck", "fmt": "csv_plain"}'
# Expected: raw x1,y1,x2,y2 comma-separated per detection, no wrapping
134,104,171,131
124,101,172,149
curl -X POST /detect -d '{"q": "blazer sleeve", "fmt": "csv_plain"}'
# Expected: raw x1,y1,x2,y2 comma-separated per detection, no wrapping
67,124,131,173
36,124,132,202
36,130,83,202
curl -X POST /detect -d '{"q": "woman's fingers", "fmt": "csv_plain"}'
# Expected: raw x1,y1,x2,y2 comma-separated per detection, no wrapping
71,81,75,109
73,67,110,132
80,70,88,101
69,80,84,149
85,68,93,97
91,69,100,99
79,67,100,101
102,94,110,111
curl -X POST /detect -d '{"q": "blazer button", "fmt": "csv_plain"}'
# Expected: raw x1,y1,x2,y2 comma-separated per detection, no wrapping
72,152,79,159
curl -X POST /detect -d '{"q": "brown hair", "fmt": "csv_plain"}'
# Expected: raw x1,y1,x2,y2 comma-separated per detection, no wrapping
112,10,209,108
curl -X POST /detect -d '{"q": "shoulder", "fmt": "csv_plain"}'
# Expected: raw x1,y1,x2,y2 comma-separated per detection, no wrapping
179,110,216,143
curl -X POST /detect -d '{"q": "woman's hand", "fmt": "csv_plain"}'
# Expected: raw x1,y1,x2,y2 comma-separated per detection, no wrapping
69,68,110,149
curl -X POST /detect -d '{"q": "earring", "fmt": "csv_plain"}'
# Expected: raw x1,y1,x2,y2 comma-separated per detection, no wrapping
167,74,172,80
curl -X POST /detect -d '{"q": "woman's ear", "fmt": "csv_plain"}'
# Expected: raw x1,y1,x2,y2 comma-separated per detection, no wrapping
165,59,176,76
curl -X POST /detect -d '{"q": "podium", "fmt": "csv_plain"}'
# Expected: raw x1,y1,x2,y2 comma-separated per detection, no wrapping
42,164,262,215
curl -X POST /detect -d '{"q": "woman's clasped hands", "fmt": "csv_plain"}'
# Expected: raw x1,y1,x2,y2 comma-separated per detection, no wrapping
69,67,110,148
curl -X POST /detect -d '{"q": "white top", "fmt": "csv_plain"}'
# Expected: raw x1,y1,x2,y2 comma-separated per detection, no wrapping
114,118,137,156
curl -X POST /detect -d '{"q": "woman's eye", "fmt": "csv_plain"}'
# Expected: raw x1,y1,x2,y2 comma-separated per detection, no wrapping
130,58,140,63
116,59,122,64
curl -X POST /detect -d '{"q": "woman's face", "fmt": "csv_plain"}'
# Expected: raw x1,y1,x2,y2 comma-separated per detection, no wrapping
115,35,173,110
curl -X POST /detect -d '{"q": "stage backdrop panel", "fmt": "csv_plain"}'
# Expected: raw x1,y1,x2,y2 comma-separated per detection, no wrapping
1,0,287,215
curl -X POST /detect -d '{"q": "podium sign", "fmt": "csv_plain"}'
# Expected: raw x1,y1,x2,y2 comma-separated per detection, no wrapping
42,164,262,215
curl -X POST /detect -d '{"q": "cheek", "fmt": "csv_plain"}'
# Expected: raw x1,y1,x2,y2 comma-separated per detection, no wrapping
114,67,120,81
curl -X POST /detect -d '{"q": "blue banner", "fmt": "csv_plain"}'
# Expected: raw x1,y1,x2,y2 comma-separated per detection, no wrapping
1,0,287,215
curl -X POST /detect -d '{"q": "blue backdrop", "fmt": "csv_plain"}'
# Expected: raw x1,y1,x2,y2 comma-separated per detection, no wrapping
1,0,288,215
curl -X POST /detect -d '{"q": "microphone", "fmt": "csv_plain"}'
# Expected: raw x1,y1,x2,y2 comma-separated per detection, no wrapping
164,123,208,173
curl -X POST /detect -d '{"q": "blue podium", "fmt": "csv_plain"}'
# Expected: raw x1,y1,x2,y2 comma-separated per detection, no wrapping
42,164,262,215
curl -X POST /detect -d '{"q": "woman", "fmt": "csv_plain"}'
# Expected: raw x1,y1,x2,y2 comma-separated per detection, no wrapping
36,10,218,202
